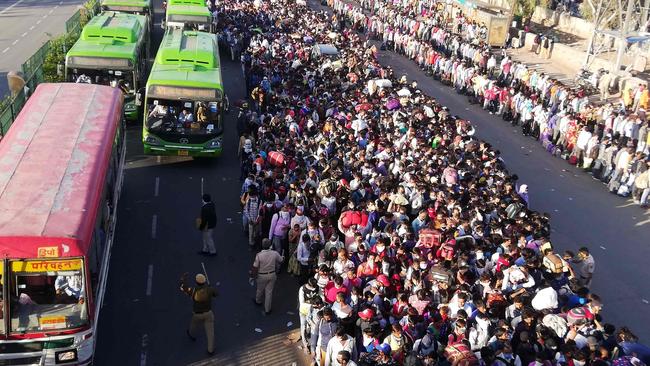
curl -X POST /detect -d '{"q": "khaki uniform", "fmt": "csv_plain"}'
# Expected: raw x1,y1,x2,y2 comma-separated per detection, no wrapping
183,284,217,353
254,249,283,312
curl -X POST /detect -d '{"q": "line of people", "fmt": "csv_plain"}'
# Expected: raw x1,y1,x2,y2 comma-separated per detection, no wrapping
327,0,650,208
217,0,650,365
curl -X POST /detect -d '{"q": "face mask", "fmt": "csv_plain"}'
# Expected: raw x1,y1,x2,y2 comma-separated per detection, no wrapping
419,263,428,270
377,246,385,253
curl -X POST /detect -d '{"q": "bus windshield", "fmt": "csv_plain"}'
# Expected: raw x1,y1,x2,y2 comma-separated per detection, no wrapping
146,98,223,136
8,259,89,334
69,68,135,94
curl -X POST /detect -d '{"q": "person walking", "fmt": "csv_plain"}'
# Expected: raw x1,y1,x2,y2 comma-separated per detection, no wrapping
252,238,284,314
198,194,217,256
180,272,218,355
242,186,262,249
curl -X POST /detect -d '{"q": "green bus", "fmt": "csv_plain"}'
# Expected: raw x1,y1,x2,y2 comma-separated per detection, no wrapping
142,29,225,157
65,11,150,121
164,0,213,32
100,0,152,31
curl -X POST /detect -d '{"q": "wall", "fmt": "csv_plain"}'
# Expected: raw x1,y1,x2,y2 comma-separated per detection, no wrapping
531,6,594,40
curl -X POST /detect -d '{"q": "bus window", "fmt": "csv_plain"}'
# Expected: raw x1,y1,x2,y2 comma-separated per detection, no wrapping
8,259,89,333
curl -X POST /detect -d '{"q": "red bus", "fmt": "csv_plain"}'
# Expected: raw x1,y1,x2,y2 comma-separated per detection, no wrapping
0,83,125,365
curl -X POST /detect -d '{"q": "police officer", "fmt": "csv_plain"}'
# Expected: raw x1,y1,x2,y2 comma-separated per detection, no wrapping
252,238,284,315
180,272,217,355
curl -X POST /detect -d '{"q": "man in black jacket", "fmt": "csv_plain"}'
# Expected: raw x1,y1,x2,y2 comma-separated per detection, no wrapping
199,194,217,256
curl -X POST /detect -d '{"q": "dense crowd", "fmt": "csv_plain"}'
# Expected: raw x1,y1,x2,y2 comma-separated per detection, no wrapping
215,0,650,365
327,0,650,207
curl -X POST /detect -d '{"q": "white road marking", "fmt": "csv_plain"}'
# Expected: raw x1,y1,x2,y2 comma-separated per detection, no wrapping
643,299,649,304
156,156,161,164
146,265,154,296
0,0,29,15
140,334,149,366
54,4,59,8
151,214,157,239
201,177,204,196
59,0,63,3
600,246,606,250
49,8,54,14
12,40,18,45
29,25,35,30
21,32,27,37
154,177,159,197
1,48,9,53
568,197,573,201
36,19,42,24
42,14,47,18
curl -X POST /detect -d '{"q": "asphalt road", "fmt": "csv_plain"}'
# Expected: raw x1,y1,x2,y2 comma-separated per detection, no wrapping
93,4,650,366
93,5,310,366
0,0,84,96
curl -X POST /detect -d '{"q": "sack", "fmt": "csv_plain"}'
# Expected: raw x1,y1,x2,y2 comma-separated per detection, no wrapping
542,314,568,338
386,98,401,111
340,210,369,228
444,344,478,366
487,292,507,308
418,228,442,248
191,122,200,129
428,265,452,285
553,146,563,157
582,157,594,169
317,179,333,197
505,202,524,219
617,184,630,197
566,306,593,325
568,155,578,165
546,253,564,273
268,151,285,167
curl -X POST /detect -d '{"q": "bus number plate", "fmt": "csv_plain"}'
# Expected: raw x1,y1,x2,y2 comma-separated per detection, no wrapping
178,150,189,156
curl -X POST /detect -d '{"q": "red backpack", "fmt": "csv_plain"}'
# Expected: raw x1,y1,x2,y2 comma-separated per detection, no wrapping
437,240,456,261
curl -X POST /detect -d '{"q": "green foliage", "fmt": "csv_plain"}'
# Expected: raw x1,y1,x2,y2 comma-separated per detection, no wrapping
42,33,77,83
510,0,537,19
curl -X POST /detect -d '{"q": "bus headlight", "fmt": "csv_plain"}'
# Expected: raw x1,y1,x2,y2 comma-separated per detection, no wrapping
144,135,161,146
55,349,78,363
206,139,222,149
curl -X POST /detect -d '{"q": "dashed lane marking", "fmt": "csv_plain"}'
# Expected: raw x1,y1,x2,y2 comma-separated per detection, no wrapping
21,32,27,37
600,246,606,250
1,48,9,53
0,0,29,15
146,265,154,296
140,334,148,366
151,214,157,239
29,25,35,30
154,177,159,197
12,40,18,45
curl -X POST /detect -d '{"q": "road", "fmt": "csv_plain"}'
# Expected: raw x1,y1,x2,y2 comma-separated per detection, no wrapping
93,3,650,366
0,0,84,96
92,4,310,366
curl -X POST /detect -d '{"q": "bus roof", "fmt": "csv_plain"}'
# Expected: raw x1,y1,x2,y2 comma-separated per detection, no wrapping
66,12,146,62
101,0,151,9
157,29,218,68
147,30,222,94
168,0,205,6
0,83,123,258
165,4,211,16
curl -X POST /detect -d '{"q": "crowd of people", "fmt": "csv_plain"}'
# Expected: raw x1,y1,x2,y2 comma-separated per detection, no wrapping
213,0,650,365
325,0,650,208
